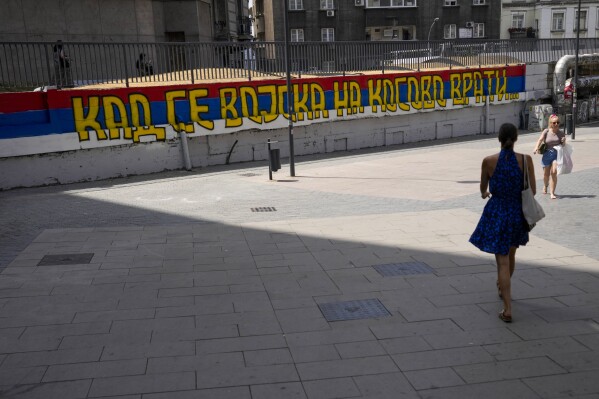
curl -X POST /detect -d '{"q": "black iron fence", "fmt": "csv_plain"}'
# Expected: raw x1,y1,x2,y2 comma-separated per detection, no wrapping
1,39,598,90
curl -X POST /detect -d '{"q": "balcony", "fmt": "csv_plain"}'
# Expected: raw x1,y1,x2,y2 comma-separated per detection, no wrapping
508,27,536,39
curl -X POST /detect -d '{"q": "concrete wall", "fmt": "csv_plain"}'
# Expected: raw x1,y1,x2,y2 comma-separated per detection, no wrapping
0,102,521,190
0,64,530,190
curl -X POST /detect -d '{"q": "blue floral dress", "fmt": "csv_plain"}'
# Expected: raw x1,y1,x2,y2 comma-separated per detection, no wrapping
470,149,529,255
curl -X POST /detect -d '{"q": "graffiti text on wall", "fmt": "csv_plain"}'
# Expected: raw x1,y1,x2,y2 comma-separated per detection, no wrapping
70,66,524,142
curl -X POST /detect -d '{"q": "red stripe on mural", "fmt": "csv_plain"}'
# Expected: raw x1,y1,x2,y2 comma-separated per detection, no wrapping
0,64,525,112
0,91,47,113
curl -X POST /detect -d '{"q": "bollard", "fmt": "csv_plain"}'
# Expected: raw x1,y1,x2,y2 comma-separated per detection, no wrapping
270,149,281,172
267,139,280,180
565,114,573,135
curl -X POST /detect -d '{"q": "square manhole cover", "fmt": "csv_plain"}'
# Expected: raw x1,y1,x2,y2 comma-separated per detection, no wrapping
37,253,94,266
373,261,434,276
251,207,277,212
240,173,260,177
318,298,391,322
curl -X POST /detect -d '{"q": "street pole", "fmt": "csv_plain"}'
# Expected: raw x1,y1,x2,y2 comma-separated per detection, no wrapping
572,0,582,140
282,0,296,176
427,18,439,55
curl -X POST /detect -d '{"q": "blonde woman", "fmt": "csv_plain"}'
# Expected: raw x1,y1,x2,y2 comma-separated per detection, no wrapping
534,114,566,199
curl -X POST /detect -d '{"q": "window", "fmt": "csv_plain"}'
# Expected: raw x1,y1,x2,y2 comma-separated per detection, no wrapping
291,29,304,42
512,12,525,28
444,24,456,39
574,9,587,31
473,23,485,37
365,0,416,7
320,0,334,9
289,0,303,10
552,11,565,31
321,28,335,42
444,0,457,5
473,0,485,4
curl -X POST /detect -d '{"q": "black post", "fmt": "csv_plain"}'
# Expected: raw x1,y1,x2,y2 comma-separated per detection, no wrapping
572,0,582,140
267,139,272,181
283,0,296,176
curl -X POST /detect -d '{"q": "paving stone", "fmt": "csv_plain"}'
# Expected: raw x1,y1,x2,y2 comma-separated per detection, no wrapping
302,377,360,399
0,379,92,399
0,365,46,385
288,345,340,363
250,382,306,399
195,364,299,389
101,342,195,361
143,387,251,399
547,350,599,372
334,340,387,359
453,356,566,384
392,346,494,371
43,359,147,382
352,372,419,398
422,327,522,350
484,334,589,360
418,380,540,399
146,352,244,373
244,348,293,366
524,370,599,398
404,367,465,390
296,356,398,380
88,372,196,397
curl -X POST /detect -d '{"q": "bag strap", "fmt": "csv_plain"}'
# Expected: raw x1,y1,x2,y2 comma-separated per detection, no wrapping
522,154,530,190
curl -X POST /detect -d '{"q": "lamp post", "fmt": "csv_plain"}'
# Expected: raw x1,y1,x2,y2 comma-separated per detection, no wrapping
571,0,582,140
427,18,439,56
282,0,296,175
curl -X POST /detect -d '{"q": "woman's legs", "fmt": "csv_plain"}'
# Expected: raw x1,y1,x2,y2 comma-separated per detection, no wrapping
550,161,558,199
496,247,517,319
543,165,550,194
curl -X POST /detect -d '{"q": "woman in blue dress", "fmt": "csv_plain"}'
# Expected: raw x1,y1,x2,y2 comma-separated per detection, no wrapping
470,123,537,322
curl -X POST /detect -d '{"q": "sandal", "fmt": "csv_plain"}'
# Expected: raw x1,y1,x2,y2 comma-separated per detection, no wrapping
498,310,512,323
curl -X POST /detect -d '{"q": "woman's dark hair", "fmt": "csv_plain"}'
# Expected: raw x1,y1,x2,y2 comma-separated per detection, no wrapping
498,123,518,149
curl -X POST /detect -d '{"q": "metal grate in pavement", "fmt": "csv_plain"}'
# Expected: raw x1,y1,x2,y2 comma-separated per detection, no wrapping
38,253,94,266
251,207,277,212
373,261,434,276
318,298,391,322
239,173,260,177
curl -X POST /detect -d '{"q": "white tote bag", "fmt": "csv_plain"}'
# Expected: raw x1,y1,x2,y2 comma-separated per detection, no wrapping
521,155,545,231
556,144,574,175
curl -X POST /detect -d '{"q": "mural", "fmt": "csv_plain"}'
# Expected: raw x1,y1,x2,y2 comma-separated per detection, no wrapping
0,65,525,157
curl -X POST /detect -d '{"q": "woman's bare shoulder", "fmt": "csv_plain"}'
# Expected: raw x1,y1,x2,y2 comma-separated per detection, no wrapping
483,153,499,163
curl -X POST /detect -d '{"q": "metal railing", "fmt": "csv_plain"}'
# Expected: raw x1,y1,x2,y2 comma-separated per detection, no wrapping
1,39,598,90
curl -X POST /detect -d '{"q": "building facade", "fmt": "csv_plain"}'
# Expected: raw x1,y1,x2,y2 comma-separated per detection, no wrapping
252,0,501,42
501,0,599,40
0,0,251,43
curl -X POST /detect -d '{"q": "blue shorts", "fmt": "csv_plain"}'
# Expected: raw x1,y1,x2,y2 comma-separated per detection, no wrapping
541,147,557,168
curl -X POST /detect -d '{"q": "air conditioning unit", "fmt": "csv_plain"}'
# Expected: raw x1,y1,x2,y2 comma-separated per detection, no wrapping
466,21,474,28
355,0,364,6
326,10,335,17
383,29,393,37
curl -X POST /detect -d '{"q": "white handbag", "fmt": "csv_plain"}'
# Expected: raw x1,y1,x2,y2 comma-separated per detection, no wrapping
521,155,545,231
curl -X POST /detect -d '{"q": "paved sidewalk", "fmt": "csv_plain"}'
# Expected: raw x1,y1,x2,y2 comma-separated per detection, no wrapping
0,124,598,398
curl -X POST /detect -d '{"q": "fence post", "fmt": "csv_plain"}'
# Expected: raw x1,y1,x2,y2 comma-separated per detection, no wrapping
44,44,52,87
122,45,129,88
